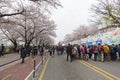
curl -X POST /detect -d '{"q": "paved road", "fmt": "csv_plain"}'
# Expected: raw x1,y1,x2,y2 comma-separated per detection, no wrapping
38,54,120,80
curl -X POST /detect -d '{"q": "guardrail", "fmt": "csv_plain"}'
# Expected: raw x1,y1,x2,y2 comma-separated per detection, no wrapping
25,50,48,80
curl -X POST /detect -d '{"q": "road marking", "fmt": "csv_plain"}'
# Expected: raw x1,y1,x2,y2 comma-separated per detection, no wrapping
79,61,113,80
82,61,120,80
1,74,12,80
38,56,50,80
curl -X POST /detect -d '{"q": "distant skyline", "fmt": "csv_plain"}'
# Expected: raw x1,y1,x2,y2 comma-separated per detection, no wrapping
51,0,98,44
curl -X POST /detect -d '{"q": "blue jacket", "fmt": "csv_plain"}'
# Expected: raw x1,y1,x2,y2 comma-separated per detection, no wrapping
116,46,120,53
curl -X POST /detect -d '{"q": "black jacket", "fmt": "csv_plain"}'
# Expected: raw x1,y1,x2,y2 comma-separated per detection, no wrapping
66,45,72,54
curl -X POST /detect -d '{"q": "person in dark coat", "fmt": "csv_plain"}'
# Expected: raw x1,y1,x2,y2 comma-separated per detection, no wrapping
34,46,38,56
49,46,52,56
116,44,120,60
94,46,98,61
52,46,55,56
40,46,44,56
20,46,26,63
110,44,117,61
66,43,72,62
26,46,31,57
77,45,81,59
0,44,5,57
32,46,38,57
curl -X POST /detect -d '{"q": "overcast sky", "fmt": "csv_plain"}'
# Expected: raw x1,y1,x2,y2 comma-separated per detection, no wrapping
51,0,98,44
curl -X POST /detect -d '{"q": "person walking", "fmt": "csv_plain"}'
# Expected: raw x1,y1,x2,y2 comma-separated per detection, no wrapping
57,46,61,55
113,44,117,61
90,45,95,60
32,46,37,57
97,43,103,61
81,45,87,60
49,46,52,56
77,45,81,59
20,46,26,63
103,44,110,61
52,46,55,56
110,44,117,61
0,44,5,57
66,44,72,62
116,44,120,60
87,46,91,59
72,45,77,60
94,46,98,61
26,46,31,57
40,46,44,56
61,46,64,55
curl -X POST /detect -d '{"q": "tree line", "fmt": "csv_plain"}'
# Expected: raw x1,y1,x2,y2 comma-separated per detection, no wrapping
0,0,61,52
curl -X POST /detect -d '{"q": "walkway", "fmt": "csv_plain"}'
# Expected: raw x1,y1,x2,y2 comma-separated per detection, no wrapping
0,53,20,67
0,55,41,80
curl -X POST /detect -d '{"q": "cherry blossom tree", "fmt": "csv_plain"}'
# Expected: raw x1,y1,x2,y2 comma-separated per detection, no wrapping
0,0,60,51
91,0,120,27
0,0,61,17
63,24,98,43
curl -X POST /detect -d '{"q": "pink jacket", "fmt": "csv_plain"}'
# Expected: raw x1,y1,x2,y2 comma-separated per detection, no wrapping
90,47,94,54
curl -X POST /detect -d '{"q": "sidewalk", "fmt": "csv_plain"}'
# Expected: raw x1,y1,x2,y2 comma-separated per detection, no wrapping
0,55,41,80
0,53,20,67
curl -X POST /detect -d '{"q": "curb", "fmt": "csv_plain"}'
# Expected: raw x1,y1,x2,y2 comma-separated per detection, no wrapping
0,58,21,67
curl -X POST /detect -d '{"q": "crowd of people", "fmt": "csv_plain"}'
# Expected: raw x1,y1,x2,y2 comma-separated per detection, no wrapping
65,43,120,62
47,43,120,62
19,45,46,63
1,42,120,63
